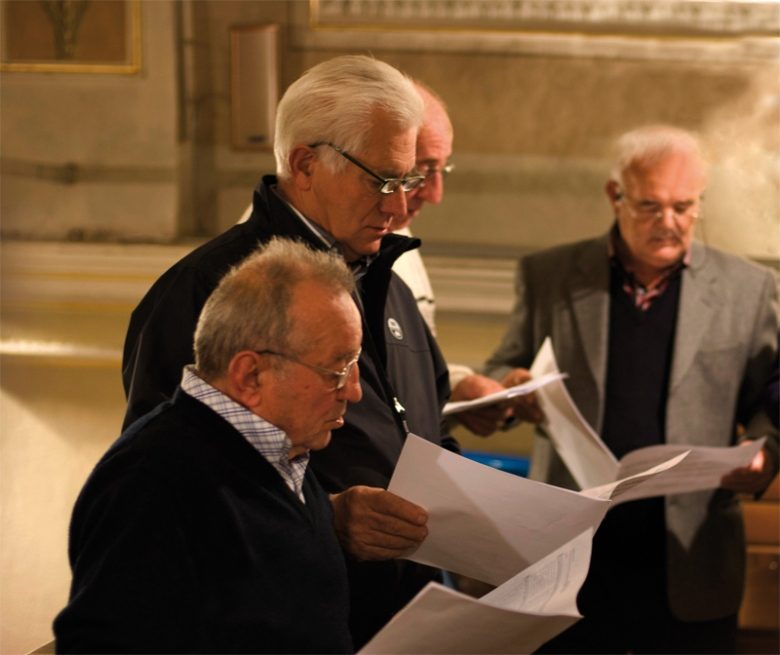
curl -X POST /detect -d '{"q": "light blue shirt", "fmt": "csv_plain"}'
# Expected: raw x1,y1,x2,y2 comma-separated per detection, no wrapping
180,366,310,503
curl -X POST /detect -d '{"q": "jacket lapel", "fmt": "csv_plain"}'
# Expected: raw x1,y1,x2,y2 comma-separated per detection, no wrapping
670,241,716,394
569,235,611,427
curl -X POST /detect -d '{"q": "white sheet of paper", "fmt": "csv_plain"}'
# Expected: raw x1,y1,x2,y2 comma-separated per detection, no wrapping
530,338,618,488
531,338,768,501
361,530,593,655
480,528,592,616
607,437,766,503
442,372,567,416
388,434,610,586
581,450,690,502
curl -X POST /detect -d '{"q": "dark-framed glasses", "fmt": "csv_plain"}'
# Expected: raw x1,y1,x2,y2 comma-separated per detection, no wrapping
255,348,361,391
311,142,425,195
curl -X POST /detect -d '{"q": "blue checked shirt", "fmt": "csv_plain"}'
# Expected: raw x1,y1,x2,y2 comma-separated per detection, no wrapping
181,366,310,503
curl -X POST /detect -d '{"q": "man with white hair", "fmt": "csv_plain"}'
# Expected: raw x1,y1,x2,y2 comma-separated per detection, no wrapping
392,82,512,436
122,55,451,647
485,125,778,653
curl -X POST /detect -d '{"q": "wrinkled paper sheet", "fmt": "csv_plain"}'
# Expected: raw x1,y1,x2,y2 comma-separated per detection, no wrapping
361,529,593,655
366,435,687,654
530,337,765,499
388,434,610,586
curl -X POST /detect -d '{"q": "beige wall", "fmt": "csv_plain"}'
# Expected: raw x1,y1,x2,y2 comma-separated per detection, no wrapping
1,1,180,242
1,1,778,256
1,1,778,652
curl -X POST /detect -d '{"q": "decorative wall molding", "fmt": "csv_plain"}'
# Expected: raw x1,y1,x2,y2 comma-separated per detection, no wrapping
0,241,194,308
2,239,774,321
0,240,518,315
311,0,780,36
294,0,780,61
1,157,176,185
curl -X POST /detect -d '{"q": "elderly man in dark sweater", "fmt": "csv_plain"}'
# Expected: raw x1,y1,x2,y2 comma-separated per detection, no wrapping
54,239,361,653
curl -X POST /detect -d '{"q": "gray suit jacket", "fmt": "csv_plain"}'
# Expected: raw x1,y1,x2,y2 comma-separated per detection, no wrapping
485,232,779,620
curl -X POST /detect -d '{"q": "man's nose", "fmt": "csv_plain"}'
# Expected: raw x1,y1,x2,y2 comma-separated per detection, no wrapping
338,364,362,403
419,174,444,205
658,206,681,229
380,187,408,218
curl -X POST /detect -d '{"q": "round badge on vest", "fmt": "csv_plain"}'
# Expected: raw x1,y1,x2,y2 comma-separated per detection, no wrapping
387,318,404,340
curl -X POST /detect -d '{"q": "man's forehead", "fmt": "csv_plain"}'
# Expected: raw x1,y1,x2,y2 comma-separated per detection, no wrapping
625,158,705,194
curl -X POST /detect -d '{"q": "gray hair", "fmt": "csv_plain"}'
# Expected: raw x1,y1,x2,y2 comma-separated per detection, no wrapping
609,124,707,187
194,238,355,380
274,55,424,180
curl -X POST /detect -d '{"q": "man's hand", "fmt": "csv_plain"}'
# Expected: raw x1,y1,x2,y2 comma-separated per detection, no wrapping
451,374,512,436
330,486,428,561
721,445,776,495
500,368,545,424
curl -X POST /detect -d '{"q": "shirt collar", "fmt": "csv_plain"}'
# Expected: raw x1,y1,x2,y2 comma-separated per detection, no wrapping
270,185,376,279
180,366,310,501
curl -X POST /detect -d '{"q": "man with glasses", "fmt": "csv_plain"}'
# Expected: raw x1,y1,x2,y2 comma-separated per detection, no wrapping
485,124,778,653
122,55,452,647
56,239,360,652
392,82,513,437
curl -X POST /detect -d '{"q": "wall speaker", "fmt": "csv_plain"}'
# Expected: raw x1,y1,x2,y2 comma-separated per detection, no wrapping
230,23,279,150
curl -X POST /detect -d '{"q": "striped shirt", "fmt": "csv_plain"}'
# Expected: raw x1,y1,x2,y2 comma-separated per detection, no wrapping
181,366,310,503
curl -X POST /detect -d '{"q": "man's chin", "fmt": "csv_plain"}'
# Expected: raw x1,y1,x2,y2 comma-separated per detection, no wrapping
342,239,382,262
309,431,333,452
391,215,414,231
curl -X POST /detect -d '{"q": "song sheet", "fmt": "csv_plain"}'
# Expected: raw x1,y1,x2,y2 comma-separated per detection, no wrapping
388,434,610,586
360,530,593,655
530,338,766,499
442,372,567,416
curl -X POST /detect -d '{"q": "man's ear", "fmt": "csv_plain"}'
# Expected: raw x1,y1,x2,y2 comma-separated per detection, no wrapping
605,180,622,213
288,145,318,191
227,351,264,409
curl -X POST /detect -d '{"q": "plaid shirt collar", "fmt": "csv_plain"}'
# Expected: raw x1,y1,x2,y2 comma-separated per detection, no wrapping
608,223,690,311
180,366,310,503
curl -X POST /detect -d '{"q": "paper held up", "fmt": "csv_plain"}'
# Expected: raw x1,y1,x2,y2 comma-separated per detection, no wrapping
442,372,567,417
388,434,610,587
585,437,766,505
360,529,593,655
530,337,767,501
372,435,687,653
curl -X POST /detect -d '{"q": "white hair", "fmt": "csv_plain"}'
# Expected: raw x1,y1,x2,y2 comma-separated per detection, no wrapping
273,55,424,180
610,124,707,187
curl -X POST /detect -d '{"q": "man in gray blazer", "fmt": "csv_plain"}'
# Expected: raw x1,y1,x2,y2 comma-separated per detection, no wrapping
485,125,778,654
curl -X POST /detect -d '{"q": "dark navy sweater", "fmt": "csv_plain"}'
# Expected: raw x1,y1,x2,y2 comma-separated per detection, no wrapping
54,390,352,654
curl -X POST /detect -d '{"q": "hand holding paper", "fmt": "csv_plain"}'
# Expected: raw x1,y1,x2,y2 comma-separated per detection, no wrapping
362,433,687,654
443,372,567,417
330,486,428,561
529,337,768,502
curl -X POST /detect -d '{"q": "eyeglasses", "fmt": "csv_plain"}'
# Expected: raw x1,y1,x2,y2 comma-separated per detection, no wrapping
311,142,425,195
618,193,701,222
415,162,455,182
255,348,361,391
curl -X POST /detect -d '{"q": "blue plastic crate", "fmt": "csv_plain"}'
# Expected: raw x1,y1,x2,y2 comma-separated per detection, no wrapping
463,450,529,477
